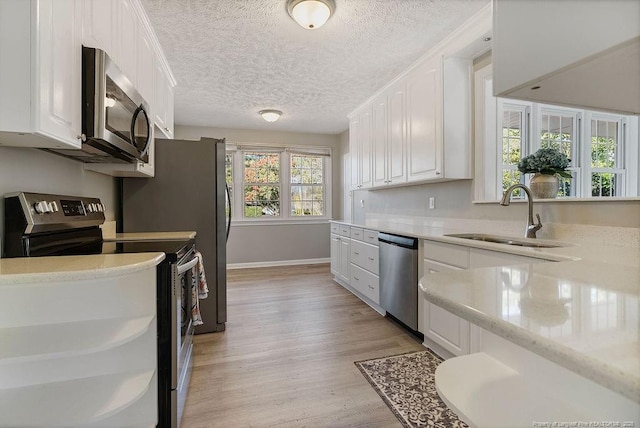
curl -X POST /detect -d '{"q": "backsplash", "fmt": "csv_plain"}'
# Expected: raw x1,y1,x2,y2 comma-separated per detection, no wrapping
351,180,640,246
0,147,116,256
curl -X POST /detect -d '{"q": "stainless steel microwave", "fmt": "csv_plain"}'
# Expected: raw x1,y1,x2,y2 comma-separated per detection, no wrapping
48,47,151,164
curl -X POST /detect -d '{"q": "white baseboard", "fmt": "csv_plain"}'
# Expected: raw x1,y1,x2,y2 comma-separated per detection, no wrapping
227,258,330,270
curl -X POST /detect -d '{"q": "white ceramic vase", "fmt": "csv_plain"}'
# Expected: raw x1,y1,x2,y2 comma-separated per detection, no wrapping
530,173,559,199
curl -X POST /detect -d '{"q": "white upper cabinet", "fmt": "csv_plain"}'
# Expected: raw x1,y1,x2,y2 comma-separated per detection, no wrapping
115,0,138,88
350,106,373,189
372,95,388,187
347,4,490,190
82,0,115,54
405,55,443,182
387,84,407,185
372,83,407,187
493,0,640,114
136,24,155,108
0,0,82,149
154,58,175,139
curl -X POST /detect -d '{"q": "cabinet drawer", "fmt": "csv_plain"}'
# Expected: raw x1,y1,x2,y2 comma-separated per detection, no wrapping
423,240,470,269
363,229,378,246
350,227,364,241
424,259,464,274
338,225,351,237
350,240,379,274
350,264,380,304
330,223,339,234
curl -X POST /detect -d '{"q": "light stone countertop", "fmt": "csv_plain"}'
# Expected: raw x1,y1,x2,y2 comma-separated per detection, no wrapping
330,218,640,403
0,253,166,285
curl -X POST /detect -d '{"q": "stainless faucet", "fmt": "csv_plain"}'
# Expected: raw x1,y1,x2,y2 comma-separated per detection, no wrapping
501,184,542,238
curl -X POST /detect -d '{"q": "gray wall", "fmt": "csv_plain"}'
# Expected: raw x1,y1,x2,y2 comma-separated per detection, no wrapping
174,125,343,265
0,147,116,256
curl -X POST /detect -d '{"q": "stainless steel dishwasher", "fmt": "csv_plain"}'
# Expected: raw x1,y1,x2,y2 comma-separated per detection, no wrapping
379,232,419,331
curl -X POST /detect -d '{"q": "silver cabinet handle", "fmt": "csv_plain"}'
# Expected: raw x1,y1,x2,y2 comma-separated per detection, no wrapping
353,251,360,255
354,276,360,281
368,285,374,290
368,257,374,261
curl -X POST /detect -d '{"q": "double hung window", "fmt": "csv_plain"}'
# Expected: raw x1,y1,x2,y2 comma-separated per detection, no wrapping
225,145,331,221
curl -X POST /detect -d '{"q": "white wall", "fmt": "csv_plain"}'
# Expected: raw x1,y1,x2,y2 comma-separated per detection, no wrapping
0,147,116,256
174,125,345,265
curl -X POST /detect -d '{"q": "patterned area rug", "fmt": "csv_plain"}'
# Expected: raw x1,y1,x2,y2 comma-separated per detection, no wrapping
355,350,468,428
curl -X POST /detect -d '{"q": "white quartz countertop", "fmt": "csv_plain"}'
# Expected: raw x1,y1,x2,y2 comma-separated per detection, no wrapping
330,219,640,402
110,231,197,241
0,253,166,284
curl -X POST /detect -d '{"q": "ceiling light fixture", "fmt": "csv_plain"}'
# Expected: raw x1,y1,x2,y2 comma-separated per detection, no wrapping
259,109,282,122
287,0,336,30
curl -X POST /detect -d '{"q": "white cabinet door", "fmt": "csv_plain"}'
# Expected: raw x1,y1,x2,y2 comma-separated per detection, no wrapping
82,0,114,54
330,233,340,276
36,0,82,147
116,0,138,87
387,85,406,185
136,25,154,106
349,117,360,190
406,55,442,182
372,96,388,187
422,259,469,356
1,0,83,148
359,108,373,189
338,237,351,284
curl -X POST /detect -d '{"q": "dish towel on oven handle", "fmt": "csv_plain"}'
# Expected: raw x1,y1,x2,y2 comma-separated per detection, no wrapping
191,250,209,326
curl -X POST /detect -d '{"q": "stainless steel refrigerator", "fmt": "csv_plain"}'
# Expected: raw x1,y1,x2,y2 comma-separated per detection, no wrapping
120,137,228,333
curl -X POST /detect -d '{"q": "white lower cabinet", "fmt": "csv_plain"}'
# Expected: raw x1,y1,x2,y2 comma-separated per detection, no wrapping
330,223,381,308
330,229,351,284
422,238,550,358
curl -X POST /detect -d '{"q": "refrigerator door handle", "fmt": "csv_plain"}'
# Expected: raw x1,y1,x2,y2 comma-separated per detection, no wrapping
225,182,231,243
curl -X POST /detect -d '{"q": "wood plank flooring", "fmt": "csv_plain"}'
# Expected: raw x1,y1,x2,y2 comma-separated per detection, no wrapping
182,263,424,427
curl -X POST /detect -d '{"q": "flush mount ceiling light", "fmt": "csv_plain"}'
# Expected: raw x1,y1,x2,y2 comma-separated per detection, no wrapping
287,0,336,30
259,109,282,122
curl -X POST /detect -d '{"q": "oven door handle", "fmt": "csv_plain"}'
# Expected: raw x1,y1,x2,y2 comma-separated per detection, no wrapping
177,256,199,275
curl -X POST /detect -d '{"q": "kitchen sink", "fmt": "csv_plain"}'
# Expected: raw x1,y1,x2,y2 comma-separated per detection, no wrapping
444,233,567,248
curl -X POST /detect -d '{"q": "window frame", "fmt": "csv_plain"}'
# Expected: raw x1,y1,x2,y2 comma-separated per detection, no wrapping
227,144,332,224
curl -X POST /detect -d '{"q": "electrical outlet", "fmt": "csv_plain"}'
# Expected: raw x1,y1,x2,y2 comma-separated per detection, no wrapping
360,199,365,208
428,197,435,210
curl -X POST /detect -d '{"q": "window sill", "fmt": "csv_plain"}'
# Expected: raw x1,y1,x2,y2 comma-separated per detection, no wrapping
230,219,331,227
473,196,640,204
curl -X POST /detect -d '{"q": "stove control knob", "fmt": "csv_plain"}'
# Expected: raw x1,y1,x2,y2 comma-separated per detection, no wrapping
50,201,59,212
87,203,95,213
34,201,51,214
96,203,104,212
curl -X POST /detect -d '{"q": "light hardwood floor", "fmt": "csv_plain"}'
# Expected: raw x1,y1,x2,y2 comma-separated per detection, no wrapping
182,263,424,427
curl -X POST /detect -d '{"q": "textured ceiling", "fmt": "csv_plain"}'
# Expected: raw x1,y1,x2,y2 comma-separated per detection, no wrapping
141,0,490,135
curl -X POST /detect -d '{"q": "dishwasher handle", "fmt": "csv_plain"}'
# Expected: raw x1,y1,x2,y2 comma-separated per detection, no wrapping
378,232,419,250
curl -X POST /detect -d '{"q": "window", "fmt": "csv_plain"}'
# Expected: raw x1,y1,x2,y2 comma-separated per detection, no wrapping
243,152,280,217
227,145,331,222
475,64,639,201
290,154,325,216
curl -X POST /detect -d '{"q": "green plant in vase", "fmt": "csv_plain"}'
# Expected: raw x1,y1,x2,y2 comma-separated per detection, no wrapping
518,148,571,199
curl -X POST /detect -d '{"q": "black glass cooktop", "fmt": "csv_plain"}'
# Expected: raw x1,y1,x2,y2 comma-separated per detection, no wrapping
101,239,194,262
